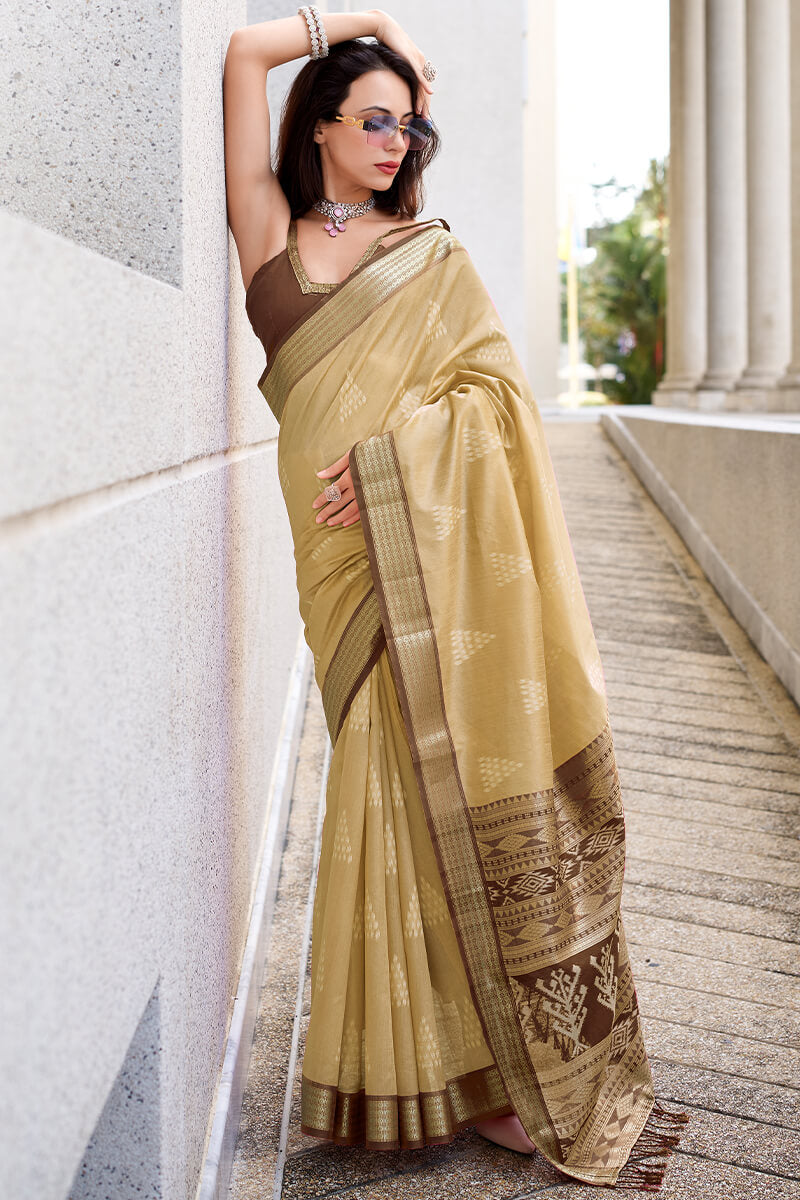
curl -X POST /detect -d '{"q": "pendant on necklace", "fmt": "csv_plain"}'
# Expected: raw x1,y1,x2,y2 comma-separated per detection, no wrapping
324,206,346,237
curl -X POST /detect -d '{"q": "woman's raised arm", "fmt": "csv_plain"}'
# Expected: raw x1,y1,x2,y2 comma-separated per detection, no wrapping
222,10,384,290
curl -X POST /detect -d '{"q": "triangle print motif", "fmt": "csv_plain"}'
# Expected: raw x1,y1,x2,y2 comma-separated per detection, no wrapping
432,505,467,540
397,386,425,420
390,954,410,1007
367,760,382,808
520,677,547,714
463,427,503,462
490,551,533,587
478,755,524,793
424,298,447,344
278,457,290,495
338,370,369,422
332,810,353,864
451,628,497,666
419,877,449,927
473,320,512,363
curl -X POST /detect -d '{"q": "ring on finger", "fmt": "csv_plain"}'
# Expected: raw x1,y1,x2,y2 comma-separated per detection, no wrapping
324,483,342,503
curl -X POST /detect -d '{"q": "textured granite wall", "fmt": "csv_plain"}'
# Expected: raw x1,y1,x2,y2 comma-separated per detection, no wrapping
2,0,182,287
0,2,301,1198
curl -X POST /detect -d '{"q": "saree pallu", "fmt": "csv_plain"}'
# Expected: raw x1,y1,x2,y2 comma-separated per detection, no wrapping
258,221,689,1189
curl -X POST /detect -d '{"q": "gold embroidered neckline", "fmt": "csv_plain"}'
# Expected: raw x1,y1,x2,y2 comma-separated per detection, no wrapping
287,218,430,295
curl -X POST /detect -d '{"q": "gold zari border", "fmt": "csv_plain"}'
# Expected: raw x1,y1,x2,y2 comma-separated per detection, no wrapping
321,588,385,743
300,1065,511,1150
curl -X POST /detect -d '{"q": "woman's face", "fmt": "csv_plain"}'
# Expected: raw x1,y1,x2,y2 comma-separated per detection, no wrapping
315,69,416,195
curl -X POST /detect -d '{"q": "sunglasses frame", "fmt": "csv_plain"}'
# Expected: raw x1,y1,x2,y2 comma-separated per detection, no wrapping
333,111,434,149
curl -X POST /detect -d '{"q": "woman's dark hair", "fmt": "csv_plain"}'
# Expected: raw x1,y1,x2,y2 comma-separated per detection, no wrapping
275,38,441,220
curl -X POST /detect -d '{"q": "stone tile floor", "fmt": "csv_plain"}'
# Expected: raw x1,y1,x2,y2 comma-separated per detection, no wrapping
228,416,800,1200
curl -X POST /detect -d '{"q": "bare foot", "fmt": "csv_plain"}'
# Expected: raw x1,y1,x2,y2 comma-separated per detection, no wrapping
474,1114,536,1154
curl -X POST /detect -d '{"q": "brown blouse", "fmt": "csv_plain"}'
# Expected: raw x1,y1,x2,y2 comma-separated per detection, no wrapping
244,216,450,365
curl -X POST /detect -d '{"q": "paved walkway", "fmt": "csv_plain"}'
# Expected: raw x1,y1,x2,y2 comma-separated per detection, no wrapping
227,416,800,1200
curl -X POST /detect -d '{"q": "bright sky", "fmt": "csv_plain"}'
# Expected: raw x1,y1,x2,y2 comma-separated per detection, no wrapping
556,0,670,232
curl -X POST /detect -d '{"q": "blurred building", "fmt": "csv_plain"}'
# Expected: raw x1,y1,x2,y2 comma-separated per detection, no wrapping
603,0,800,714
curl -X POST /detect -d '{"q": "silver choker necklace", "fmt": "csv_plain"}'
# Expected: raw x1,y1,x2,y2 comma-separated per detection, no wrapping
312,194,376,237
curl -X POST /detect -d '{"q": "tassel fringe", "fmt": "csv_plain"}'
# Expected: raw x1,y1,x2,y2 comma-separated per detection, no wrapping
612,1097,690,1191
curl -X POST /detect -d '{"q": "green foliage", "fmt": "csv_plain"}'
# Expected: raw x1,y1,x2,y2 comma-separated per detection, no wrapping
575,158,668,405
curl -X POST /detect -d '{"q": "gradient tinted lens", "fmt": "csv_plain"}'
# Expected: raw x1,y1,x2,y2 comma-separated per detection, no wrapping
405,117,433,150
365,114,433,151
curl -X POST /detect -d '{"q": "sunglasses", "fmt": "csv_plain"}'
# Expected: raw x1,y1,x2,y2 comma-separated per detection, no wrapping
333,111,434,152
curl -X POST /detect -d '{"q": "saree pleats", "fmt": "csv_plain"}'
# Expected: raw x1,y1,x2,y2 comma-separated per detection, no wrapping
303,648,513,1149
258,221,689,1187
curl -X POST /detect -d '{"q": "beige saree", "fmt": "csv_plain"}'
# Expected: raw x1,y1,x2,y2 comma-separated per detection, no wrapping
257,218,688,1189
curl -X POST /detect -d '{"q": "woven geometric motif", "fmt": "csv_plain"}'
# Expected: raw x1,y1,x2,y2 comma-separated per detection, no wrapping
310,533,335,561
419,876,449,927
509,968,589,1064
450,627,496,665
486,870,556,906
338,369,369,422
478,755,524,793
544,642,566,672
348,685,370,733
490,551,533,588
609,1009,638,1061
579,818,624,859
332,810,353,865
463,426,503,462
473,320,512,363
590,939,618,1012
397,386,425,420
587,654,606,694
432,504,467,540
390,954,409,1007
364,893,381,940
424,298,447,344
278,456,290,495
390,765,405,810
404,886,423,938
339,1019,362,1090
367,760,382,807
384,821,397,875
417,1014,443,1073
352,899,364,942
520,677,548,714
313,941,325,996
538,559,569,595
344,558,370,582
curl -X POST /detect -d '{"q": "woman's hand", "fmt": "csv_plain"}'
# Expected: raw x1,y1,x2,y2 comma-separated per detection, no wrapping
370,9,434,118
313,452,362,527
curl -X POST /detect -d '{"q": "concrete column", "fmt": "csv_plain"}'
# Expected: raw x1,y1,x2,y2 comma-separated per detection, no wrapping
654,0,707,408
695,0,748,409
734,0,792,407
776,0,800,408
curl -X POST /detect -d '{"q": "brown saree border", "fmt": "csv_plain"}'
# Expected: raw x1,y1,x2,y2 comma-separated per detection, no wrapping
300,1064,512,1151
321,587,386,744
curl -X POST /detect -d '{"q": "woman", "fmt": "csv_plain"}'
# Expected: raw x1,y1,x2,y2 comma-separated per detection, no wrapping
222,7,688,1190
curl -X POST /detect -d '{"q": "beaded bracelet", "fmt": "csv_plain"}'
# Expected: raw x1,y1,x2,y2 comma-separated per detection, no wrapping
297,5,328,59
